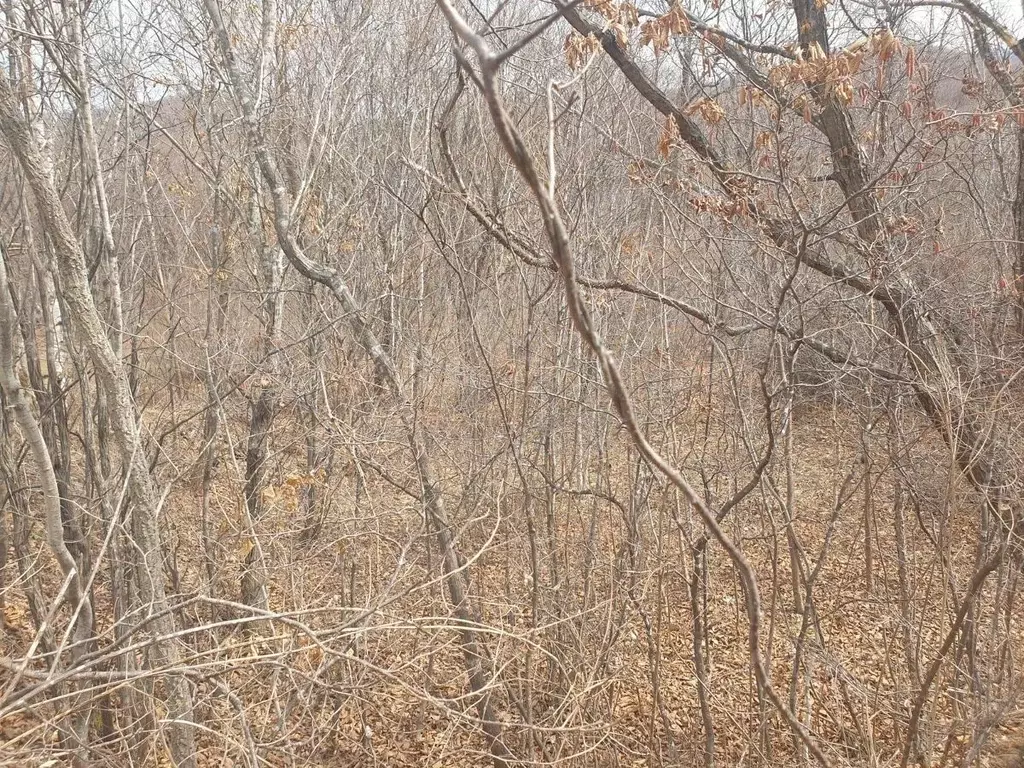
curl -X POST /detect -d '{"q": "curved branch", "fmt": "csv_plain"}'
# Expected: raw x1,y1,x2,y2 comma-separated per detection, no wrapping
436,3,835,765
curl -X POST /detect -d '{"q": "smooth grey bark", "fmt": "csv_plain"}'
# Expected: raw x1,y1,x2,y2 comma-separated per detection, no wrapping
201,0,511,762
0,251,94,763
0,68,198,768
240,190,283,612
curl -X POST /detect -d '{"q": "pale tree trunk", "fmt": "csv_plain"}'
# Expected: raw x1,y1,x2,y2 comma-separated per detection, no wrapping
66,0,124,357
10,244,82,573
21,212,89,584
240,185,284,612
299,286,332,543
0,68,198,768
202,0,511,761
782,392,805,616
200,194,230,593
0,390,57,660
0,251,94,764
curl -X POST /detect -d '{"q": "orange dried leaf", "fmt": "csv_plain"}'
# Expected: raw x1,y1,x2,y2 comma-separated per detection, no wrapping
658,116,680,158
565,32,600,70
666,4,692,35
610,22,628,49
619,2,639,27
584,0,617,20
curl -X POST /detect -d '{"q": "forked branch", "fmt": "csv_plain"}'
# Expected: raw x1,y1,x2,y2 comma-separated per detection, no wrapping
434,3,834,766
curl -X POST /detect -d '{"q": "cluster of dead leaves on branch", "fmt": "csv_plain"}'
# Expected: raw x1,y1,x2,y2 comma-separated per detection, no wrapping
639,2,691,52
767,29,908,113
565,0,691,70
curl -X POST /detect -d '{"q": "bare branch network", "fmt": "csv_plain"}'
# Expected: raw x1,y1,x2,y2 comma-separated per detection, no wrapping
0,0,1022,766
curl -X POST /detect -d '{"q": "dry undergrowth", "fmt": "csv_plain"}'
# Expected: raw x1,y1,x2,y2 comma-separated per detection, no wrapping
1,386,1021,767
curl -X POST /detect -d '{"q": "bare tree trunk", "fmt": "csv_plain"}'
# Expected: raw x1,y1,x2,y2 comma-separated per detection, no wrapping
298,286,332,543
201,1,511,761
782,392,805,615
0,252,94,763
10,241,87,586
240,176,283,610
438,5,832,765
0,69,197,768
0,413,57,659
689,550,716,768
66,0,123,357
241,378,276,610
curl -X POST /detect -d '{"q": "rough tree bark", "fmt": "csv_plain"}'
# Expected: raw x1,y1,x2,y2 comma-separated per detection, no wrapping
555,1,1021,554
240,186,284,612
